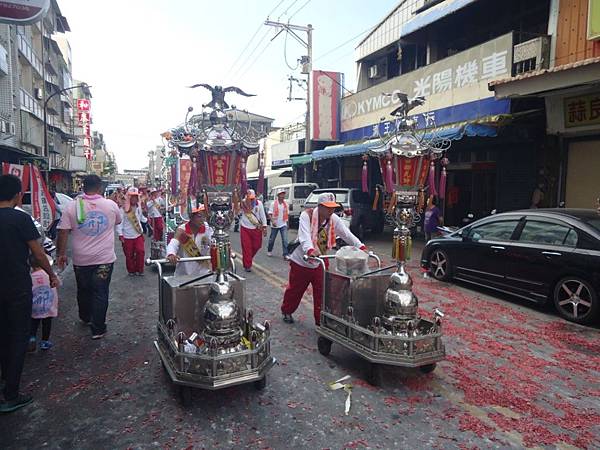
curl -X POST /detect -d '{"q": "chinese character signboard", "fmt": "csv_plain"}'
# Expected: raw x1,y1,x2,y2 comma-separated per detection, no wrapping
77,97,92,158
564,93,600,128
312,71,342,141
78,111,90,126
0,0,49,25
340,33,513,140
77,98,90,111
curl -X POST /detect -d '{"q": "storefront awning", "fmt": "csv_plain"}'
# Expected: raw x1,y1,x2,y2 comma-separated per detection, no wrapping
312,139,383,161
421,123,498,140
290,153,313,166
401,0,478,38
247,168,289,181
312,123,498,161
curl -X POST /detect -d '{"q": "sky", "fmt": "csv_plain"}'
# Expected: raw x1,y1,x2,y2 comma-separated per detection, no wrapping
58,0,399,170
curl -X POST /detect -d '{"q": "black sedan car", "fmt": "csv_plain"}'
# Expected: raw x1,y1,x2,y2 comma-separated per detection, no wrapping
421,209,600,325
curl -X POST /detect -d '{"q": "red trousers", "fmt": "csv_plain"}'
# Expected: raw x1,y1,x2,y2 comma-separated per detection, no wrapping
150,217,164,241
281,261,323,325
240,226,263,269
122,235,145,274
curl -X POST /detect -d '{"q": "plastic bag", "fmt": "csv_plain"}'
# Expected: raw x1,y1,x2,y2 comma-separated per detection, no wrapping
335,246,368,276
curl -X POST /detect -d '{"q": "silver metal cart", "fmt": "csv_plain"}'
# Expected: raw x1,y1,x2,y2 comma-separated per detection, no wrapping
309,253,445,386
147,256,275,405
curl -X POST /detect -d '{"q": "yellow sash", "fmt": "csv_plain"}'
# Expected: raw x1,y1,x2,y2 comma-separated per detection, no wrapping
126,209,143,235
244,211,262,227
318,227,328,255
176,229,210,268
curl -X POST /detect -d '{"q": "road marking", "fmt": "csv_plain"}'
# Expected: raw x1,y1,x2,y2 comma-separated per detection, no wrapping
250,261,313,308
249,255,578,449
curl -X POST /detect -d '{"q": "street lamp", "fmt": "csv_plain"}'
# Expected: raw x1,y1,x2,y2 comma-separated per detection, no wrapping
43,83,91,175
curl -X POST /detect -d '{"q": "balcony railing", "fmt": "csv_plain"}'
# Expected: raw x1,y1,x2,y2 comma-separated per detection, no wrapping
17,33,43,76
50,152,68,170
20,88,43,120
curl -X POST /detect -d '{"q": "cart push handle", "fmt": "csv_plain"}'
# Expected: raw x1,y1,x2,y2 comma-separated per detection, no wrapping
302,251,381,269
146,256,211,266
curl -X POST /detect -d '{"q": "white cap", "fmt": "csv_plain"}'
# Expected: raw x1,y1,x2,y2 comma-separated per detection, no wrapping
318,192,339,208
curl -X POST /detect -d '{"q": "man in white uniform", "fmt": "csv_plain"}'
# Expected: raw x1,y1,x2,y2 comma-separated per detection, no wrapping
239,189,267,272
116,187,148,276
146,189,164,242
166,205,213,277
281,192,366,324
267,188,290,260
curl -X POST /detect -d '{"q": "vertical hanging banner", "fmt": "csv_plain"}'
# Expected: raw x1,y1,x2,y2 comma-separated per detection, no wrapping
312,70,342,141
78,98,92,160
2,162,30,192
30,164,56,229
179,158,192,215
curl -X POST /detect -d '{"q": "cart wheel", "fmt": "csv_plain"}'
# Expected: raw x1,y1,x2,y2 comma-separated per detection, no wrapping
367,364,383,387
179,385,192,407
317,336,332,356
419,363,437,374
254,376,267,391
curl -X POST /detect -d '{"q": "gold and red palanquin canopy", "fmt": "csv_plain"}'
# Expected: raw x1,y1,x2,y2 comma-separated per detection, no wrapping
379,154,429,191
199,151,242,188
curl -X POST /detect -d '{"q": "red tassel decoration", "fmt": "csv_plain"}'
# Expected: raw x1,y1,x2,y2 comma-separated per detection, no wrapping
240,157,248,196
257,154,265,197
188,159,197,196
438,167,447,200
385,158,394,193
361,157,368,193
428,161,437,197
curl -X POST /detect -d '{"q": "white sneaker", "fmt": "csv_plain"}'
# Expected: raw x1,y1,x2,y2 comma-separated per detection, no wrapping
267,252,272,257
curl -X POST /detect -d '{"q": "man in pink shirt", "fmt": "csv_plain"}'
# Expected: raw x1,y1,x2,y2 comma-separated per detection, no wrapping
56,175,121,339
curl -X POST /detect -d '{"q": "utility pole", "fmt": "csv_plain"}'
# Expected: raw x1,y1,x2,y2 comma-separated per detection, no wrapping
264,21,313,156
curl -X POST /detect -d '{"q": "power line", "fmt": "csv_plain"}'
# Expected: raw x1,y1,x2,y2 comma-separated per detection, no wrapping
226,0,289,77
235,30,278,82
231,27,273,79
313,25,376,62
283,31,299,71
277,0,300,20
288,0,311,20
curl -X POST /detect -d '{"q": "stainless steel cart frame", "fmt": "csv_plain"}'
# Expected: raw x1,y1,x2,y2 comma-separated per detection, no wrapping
147,256,276,402
309,253,445,385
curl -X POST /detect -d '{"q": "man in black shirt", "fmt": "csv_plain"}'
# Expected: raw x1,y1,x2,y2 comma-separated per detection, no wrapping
0,174,59,414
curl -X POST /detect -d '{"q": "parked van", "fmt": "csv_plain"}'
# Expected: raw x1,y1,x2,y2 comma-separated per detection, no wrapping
265,183,318,226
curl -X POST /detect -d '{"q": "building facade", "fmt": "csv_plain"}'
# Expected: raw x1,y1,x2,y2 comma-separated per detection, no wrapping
296,0,572,225
0,2,98,194
491,0,600,210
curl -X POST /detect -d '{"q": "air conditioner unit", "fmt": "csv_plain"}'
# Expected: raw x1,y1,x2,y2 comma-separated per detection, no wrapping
0,121,6,133
34,87,43,100
513,36,550,75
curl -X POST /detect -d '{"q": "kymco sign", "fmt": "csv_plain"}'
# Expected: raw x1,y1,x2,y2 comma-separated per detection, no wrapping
0,0,50,25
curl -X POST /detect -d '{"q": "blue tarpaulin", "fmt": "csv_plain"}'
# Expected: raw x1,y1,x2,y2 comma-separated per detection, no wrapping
401,0,479,37
311,123,497,161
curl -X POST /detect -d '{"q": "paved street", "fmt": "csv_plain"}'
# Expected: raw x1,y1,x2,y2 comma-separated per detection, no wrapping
1,229,599,450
